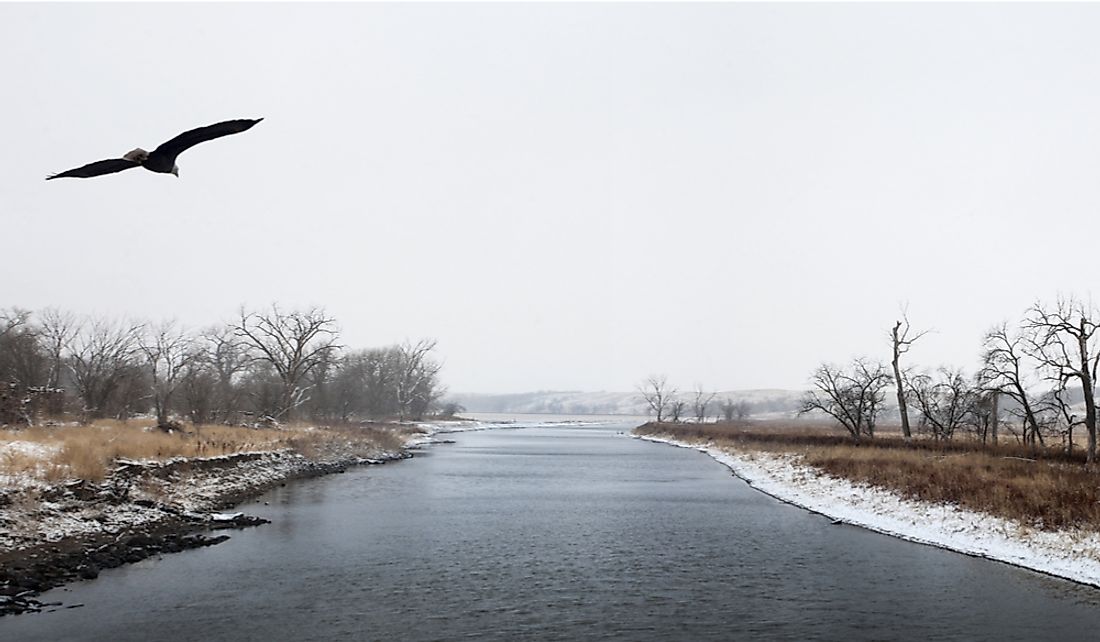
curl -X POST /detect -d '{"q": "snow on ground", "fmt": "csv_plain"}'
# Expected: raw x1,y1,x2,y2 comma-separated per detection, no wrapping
0,450,310,551
0,441,63,492
637,434,1100,589
0,432,410,554
0,441,60,460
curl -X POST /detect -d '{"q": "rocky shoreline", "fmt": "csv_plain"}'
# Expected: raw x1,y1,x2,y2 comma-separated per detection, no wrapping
0,446,411,617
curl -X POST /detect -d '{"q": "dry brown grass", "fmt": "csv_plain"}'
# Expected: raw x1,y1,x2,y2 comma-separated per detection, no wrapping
0,419,414,484
637,421,1100,531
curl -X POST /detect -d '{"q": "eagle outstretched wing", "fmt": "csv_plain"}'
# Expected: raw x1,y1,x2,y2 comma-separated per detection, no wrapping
46,158,142,180
151,118,264,162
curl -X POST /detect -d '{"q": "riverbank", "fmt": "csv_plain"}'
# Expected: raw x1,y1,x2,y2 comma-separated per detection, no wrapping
0,420,475,616
634,424,1100,589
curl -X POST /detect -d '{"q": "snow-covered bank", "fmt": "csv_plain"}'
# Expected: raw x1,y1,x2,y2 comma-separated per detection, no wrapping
637,434,1100,589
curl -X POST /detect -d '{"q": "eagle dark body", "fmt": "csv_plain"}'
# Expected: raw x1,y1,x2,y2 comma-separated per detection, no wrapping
46,118,262,180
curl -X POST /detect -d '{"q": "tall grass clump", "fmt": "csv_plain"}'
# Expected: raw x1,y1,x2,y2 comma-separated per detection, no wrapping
0,419,414,484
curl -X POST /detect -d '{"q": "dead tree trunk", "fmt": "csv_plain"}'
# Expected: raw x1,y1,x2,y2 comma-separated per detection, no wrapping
989,391,998,445
890,315,927,442
1078,325,1098,462
892,322,911,441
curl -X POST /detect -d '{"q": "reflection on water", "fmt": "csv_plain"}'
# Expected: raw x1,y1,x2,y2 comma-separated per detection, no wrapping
5,424,1100,641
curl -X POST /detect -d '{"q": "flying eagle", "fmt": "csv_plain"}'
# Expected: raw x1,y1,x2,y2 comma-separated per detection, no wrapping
46,118,263,180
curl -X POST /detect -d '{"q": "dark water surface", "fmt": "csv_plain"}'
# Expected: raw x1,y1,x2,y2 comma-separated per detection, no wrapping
5,424,1100,641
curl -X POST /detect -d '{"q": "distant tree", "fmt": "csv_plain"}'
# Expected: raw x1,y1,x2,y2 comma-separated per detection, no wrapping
1048,382,1086,456
330,349,382,421
965,390,1000,444
890,311,928,442
303,343,339,421
0,308,47,389
139,321,195,429
205,326,250,423
907,367,978,441
1023,298,1100,462
395,339,444,420
669,398,686,423
638,375,676,422
178,353,217,425
233,305,340,421
718,397,750,422
692,385,717,423
733,400,751,421
66,317,144,422
719,398,736,422
39,308,79,416
358,347,403,417
0,308,47,425
0,308,30,342
800,359,892,441
978,322,1044,447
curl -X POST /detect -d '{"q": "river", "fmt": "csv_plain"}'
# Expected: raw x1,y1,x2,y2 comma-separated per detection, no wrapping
5,422,1100,640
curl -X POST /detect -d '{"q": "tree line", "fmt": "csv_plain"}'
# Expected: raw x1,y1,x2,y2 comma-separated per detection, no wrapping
0,305,447,428
800,297,1100,463
636,375,753,423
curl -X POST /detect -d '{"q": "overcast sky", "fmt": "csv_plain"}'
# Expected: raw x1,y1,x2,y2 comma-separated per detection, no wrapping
4,2,1100,394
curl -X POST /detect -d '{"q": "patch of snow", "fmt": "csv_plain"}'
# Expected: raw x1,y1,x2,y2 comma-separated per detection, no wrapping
0,441,63,492
0,441,61,460
636,434,1100,589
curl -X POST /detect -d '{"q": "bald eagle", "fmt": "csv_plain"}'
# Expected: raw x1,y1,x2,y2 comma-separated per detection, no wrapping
46,118,263,180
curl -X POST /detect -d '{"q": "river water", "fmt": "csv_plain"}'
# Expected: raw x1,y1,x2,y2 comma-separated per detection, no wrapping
5,423,1100,641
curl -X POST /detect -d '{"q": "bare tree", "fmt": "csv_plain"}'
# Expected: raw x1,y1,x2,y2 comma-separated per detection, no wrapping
1023,298,1100,462
966,390,1000,444
638,375,676,423
890,311,928,442
717,397,750,422
334,347,400,419
719,398,735,422
1048,382,1086,456
233,305,340,421
39,308,79,415
67,317,144,422
907,367,978,442
0,308,46,388
139,321,195,429
800,359,892,441
978,322,1044,447
395,339,443,420
0,308,31,341
692,385,717,423
0,308,46,425
204,326,250,423
669,397,686,423
734,401,751,421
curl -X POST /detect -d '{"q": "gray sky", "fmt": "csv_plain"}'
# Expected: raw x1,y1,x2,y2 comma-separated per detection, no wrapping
4,2,1100,394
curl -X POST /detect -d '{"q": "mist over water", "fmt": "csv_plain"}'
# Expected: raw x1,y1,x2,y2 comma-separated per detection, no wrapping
5,424,1100,641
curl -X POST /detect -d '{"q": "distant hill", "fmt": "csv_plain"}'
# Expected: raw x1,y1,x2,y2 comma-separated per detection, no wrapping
445,389,806,418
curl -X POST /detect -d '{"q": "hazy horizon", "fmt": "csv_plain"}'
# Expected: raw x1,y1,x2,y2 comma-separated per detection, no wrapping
6,3,1100,394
